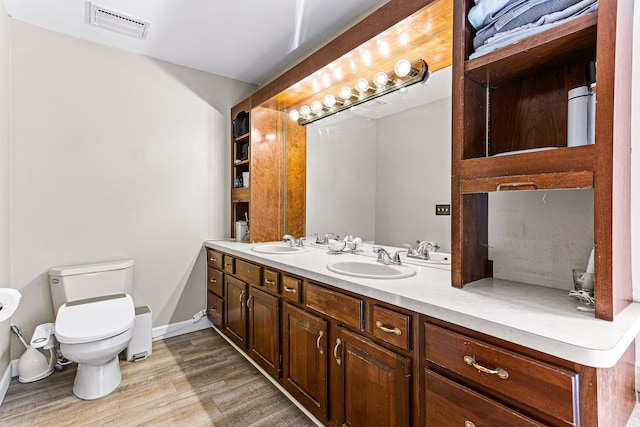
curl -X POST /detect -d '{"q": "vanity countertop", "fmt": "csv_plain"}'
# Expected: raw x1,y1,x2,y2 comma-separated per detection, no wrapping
204,239,640,368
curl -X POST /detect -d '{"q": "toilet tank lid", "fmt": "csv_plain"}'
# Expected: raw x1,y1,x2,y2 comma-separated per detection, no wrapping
49,260,135,276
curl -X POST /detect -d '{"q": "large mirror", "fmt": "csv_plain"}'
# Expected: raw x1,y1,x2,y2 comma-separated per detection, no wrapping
303,66,452,251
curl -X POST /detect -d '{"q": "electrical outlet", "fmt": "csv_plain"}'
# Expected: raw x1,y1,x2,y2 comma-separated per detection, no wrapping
435,204,450,216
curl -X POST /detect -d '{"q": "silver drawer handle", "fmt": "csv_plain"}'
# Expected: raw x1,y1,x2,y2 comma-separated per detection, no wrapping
463,355,509,380
375,320,401,336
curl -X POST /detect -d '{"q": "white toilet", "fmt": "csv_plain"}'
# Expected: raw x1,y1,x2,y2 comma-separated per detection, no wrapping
49,260,135,400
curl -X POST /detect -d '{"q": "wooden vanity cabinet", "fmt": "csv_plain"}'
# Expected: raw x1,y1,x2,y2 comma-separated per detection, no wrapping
248,285,281,378
282,301,329,422
333,326,412,427
224,274,248,349
206,249,224,328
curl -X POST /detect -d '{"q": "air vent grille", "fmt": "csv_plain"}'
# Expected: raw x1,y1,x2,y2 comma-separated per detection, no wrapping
87,3,150,40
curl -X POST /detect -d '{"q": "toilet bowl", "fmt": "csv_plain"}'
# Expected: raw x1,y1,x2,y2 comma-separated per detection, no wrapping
55,293,135,400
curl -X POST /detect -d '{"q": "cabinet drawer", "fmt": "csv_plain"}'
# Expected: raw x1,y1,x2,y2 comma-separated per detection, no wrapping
281,275,302,303
206,248,223,269
305,282,363,330
235,259,261,284
207,267,223,297
206,291,223,329
425,369,545,427
372,305,411,351
425,323,579,426
223,254,235,274
262,269,279,293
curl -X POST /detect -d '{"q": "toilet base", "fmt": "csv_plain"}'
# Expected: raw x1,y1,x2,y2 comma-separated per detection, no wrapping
73,355,122,400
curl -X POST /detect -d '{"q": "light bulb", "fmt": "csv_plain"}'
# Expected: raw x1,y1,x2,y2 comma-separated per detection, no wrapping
300,105,311,117
373,71,389,88
338,86,353,100
323,94,337,108
310,100,323,113
289,109,300,121
355,78,370,94
394,59,412,77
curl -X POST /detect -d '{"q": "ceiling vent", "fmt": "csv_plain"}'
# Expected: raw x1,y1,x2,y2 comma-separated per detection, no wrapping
86,3,150,40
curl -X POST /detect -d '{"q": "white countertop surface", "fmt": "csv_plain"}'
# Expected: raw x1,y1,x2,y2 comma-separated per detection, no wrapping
204,239,640,368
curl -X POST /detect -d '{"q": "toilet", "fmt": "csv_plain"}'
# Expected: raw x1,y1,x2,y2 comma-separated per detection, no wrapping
49,260,135,400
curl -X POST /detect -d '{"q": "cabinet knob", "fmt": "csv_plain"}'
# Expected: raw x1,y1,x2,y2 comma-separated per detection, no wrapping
375,320,402,336
463,355,509,380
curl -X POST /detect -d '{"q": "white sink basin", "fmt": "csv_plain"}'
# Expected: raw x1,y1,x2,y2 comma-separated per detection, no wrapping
409,252,451,265
327,261,416,279
251,244,309,254
0,288,22,322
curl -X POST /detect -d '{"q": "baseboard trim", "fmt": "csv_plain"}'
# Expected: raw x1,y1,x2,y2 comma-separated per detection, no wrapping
152,317,213,342
210,325,323,427
0,363,12,407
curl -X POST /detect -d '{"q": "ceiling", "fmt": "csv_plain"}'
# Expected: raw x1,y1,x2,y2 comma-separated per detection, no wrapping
3,0,387,85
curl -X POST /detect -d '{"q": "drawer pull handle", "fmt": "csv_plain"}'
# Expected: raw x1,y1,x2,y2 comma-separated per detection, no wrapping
463,355,509,380
464,421,476,427
209,256,217,262
265,278,276,285
225,263,232,267
334,338,342,365
496,182,538,192
375,320,402,336
209,307,216,312
283,285,297,294
239,290,245,304
209,278,217,283
316,330,324,355
246,295,253,309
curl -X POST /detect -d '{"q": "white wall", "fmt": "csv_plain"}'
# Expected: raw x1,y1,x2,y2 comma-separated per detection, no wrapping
632,0,640,303
375,97,452,251
306,116,377,242
0,1,12,381
8,21,255,359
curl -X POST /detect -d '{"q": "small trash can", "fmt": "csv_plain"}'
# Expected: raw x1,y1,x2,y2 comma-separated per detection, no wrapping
126,305,152,361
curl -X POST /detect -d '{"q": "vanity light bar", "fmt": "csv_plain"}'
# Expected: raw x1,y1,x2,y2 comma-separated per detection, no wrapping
289,59,429,126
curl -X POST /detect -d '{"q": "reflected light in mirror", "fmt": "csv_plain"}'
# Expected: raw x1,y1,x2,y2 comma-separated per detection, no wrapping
355,78,370,94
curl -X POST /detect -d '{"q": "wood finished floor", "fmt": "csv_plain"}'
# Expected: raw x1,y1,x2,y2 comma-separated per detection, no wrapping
0,328,314,426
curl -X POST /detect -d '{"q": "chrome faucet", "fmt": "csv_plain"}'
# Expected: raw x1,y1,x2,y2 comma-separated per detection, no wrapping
405,240,440,260
283,235,305,247
373,247,403,265
313,232,339,245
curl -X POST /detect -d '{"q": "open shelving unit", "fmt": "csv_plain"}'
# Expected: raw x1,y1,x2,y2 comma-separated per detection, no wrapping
451,0,634,321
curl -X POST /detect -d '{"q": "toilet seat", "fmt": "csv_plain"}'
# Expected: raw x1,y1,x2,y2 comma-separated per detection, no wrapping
55,294,135,344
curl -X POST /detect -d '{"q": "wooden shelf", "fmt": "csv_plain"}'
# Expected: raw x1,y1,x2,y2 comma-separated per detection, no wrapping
232,187,250,203
465,12,598,87
459,145,595,180
234,133,250,142
234,159,250,167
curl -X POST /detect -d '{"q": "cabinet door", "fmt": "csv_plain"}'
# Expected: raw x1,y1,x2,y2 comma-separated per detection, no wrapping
282,302,328,422
248,286,280,378
334,326,411,427
224,275,247,349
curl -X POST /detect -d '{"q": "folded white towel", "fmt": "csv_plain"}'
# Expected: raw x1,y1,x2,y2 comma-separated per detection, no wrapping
468,0,513,29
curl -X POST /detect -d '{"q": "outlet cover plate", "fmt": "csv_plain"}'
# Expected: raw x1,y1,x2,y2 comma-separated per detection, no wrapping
436,204,450,216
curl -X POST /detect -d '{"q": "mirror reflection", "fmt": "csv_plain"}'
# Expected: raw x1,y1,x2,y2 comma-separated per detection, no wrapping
303,66,452,251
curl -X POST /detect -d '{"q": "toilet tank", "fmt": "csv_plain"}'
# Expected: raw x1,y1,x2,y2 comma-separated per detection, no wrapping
49,260,134,313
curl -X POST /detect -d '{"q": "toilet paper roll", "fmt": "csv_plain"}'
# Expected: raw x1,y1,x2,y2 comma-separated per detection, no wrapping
567,86,589,147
